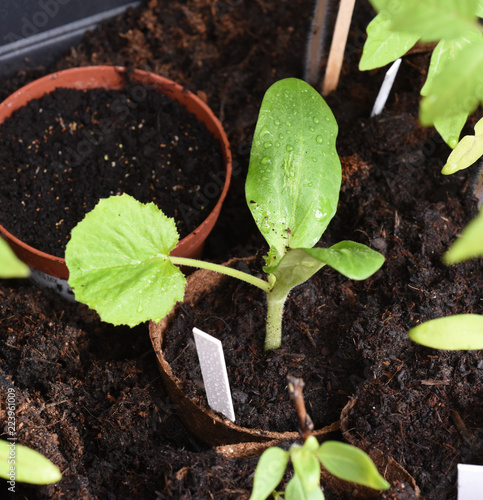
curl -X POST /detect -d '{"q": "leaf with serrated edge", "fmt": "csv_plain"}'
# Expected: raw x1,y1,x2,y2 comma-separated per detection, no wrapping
0,238,30,278
359,13,418,71
0,440,61,484
443,208,483,263
250,447,290,500
442,117,483,173
66,194,185,327
420,40,483,125
246,78,341,271
409,314,483,350
316,441,390,490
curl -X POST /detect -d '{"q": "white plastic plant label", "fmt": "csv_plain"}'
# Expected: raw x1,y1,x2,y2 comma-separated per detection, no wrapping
458,464,483,500
192,327,235,422
371,58,402,117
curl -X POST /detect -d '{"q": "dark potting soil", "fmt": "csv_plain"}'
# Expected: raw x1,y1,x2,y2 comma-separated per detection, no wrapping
0,82,224,257
1,0,483,499
164,255,368,433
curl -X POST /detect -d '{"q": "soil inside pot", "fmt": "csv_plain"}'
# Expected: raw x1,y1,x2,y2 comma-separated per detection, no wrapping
0,80,224,257
163,255,369,433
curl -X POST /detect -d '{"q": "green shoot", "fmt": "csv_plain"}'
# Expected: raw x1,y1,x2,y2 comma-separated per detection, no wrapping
0,238,30,279
0,440,61,485
360,0,483,168
250,376,390,499
66,78,384,350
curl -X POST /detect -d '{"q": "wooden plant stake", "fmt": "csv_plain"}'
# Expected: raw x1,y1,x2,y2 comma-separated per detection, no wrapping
322,0,356,96
287,374,314,441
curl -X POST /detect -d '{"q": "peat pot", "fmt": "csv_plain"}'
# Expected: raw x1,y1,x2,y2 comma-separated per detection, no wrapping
149,257,341,456
0,65,232,297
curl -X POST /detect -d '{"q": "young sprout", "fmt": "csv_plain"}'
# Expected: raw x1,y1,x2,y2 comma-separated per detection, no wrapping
250,376,390,499
360,0,483,164
66,78,384,351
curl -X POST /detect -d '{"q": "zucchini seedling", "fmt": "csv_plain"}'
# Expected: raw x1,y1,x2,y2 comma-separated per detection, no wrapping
66,78,384,351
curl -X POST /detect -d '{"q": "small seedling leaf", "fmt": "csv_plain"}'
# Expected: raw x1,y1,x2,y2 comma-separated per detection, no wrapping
285,473,325,500
250,447,290,500
0,440,62,484
442,117,483,174
409,314,483,350
291,447,321,492
302,241,385,280
316,441,390,490
0,238,30,279
66,194,185,327
359,13,418,71
443,208,483,263
420,40,483,126
246,78,341,271
433,113,468,149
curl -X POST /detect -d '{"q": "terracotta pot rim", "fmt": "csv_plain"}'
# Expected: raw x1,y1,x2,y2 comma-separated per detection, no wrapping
149,256,340,449
0,65,232,280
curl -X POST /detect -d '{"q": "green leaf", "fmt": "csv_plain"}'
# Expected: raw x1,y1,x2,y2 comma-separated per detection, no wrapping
0,238,30,279
359,13,419,71
250,447,290,500
316,441,390,490
0,440,62,484
378,0,480,42
420,40,483,126
442,117,483,174
421,34,483,97
478,0,483,16
291,447,321,492
433,113,468,149
302,241,385,281
246,78,341,271
285,474,325,500
409,314,483,349
66,194,186,327
443,208,483,263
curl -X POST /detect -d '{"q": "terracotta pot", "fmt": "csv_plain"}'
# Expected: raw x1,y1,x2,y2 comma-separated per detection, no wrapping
0,66,232,281
336,397,421,498
149,257,340,451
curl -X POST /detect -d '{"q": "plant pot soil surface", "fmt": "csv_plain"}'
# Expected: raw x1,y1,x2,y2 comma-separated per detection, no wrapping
0,83,223,257
0,0,482,499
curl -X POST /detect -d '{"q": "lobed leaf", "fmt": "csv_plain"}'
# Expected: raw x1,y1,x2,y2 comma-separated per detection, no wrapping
443,208,483,263
250,447,290,500
420,40,483,126
409,314,483,350
359,13,418,71
301,241,385,281
316,441,390,490
0,238,30,279
246,78,341,272
66,194,186,327
0,440,62,484
442,117,483,174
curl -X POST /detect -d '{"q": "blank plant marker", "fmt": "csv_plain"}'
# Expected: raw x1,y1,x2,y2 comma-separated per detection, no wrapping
458,464,483,500
192,327,235,422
